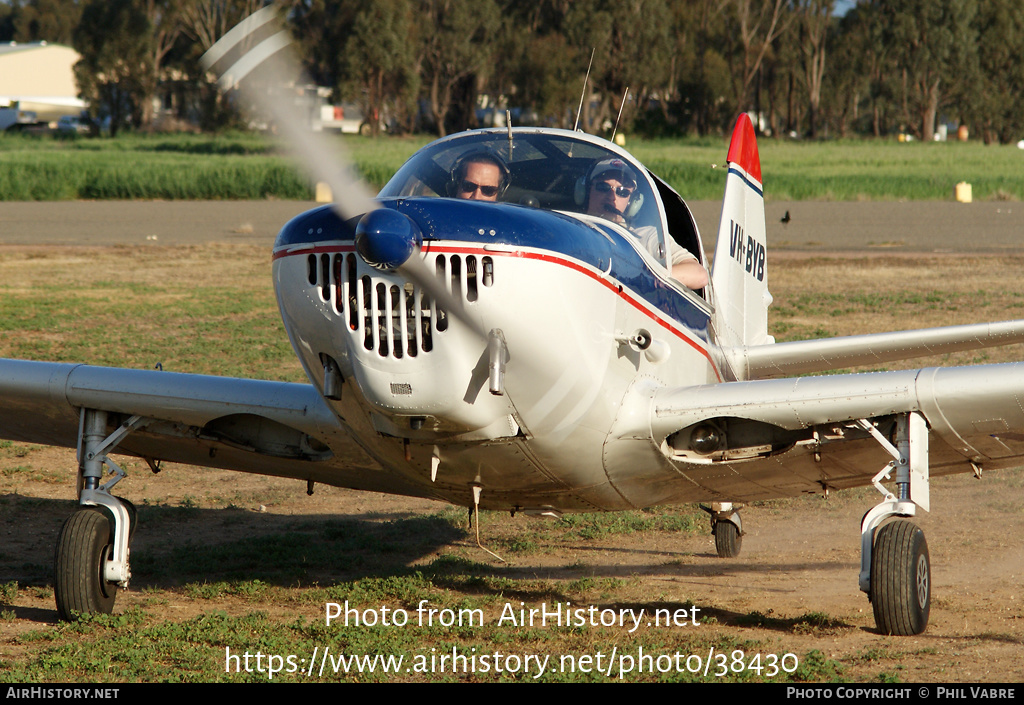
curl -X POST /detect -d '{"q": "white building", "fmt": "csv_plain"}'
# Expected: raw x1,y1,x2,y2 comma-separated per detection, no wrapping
0,41,85,122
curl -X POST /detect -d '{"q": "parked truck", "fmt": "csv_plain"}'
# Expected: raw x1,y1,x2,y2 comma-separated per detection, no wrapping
0,105,40,131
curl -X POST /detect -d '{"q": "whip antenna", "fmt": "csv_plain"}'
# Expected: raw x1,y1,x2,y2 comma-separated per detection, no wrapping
573,48,595,133
506,109,513,160
611,86,629,142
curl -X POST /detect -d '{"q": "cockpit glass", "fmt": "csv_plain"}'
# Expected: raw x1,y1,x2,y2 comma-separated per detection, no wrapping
378,130,669,266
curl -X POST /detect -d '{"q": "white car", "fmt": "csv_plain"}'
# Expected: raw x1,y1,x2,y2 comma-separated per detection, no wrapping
57,115,92,135
318,102,384,135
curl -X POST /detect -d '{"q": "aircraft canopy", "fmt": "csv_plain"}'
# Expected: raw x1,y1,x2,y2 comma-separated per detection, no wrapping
378,128,687,271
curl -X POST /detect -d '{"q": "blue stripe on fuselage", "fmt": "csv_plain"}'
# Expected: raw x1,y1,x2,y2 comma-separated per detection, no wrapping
275,198,710,343
727,166,764,197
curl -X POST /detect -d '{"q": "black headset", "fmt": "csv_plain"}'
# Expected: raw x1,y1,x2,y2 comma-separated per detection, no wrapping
448,150,510,199
573,159,644,220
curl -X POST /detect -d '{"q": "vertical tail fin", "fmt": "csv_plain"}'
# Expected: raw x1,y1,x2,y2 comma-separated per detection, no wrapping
711,114,773,351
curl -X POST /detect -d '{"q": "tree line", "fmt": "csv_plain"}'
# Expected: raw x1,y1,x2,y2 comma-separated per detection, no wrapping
2,0,1023,143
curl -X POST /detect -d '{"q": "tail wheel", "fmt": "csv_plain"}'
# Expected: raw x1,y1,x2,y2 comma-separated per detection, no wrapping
54,508,118,620
713,520,742,558
870,519,930,635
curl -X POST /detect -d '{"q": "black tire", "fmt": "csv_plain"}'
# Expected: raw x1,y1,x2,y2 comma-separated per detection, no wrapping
713,521,742,558
359,121,372,136
870,519,930,636
54,509,117,620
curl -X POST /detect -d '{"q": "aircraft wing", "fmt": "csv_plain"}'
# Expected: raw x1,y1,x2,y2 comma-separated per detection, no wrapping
0,359,427,497
642,362,1024,501
725,320,1024,380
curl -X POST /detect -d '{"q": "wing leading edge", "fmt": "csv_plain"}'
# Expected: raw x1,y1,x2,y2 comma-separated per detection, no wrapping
651,361,1024,474
0,359,435,497
725,320,1024,380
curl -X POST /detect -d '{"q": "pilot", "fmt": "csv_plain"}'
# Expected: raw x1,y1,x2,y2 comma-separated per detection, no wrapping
584,158,709,290
450,152,508,202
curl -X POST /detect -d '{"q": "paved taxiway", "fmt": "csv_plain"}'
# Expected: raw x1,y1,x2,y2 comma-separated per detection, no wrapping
2,200,1022,253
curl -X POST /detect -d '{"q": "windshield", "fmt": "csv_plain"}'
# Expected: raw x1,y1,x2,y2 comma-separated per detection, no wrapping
378,128,670,268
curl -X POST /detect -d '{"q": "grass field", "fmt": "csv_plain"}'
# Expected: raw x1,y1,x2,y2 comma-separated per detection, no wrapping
633,137,1024,202
2,246,1023,682
3,130,1024,201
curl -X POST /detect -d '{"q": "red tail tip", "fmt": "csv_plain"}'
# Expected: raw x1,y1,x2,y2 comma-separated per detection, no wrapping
727,114,761,184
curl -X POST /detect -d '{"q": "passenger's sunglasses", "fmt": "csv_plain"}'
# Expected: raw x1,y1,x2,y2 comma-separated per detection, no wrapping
593,181,634,198
459,180,499,197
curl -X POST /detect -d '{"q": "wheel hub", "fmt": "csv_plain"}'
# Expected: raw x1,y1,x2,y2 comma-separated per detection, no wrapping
916,553,929,608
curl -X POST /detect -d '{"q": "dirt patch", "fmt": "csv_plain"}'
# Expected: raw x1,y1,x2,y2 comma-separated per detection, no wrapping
2,451,1022,682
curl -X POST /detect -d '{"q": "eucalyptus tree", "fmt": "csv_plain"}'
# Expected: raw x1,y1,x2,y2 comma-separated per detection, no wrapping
601,0,675,133
877,0,977,141
73,0,185,131
178,0,267,131
675,0,736,135
10,0,82,44
344,0,418,136
966,0,1024,144
493,0,585,129
723,0,791,114
0,2,14,41
819,3,875,136
139,0,186,127
794,0,832,137
181,0,263,51
289,0,361,94
74,0,150,134
563,0,674,135
416,0,501,136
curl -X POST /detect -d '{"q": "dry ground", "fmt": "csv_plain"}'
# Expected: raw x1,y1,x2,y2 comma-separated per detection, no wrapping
3,458,1023,682
1,201,1023,683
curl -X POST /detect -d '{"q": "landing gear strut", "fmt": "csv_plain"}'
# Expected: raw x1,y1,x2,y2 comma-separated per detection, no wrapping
53,409,149,620
856,412,931,635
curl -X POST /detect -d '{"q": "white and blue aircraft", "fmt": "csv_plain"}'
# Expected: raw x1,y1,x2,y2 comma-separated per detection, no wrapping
4,8,1024,636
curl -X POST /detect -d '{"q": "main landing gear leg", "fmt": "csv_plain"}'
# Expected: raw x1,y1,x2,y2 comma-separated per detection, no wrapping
855,412,931,636
54,409,148,621
701,502,743,558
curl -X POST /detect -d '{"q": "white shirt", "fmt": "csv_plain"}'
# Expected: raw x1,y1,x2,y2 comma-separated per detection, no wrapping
633,225,697,266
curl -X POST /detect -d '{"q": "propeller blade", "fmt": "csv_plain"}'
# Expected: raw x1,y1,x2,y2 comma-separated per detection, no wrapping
202,7,487,341
200,7,376,222
400,255,487,340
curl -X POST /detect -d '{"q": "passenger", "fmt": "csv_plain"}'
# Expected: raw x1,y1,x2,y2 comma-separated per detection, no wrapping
584,158,708,290
450,152,508,202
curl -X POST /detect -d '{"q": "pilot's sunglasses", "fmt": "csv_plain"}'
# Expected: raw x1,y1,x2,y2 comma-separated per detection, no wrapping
459,180,499,197
594,181,633,198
